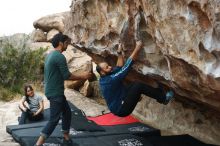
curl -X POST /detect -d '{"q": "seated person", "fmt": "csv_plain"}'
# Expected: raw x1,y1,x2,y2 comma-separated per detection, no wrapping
18,85,44,124
96,41,174,117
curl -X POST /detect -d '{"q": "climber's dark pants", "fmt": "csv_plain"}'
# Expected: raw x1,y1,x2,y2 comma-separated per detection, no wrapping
116,82,166,117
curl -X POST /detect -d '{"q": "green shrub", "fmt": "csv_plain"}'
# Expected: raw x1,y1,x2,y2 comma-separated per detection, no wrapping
0,36,47,100
0,86,14,101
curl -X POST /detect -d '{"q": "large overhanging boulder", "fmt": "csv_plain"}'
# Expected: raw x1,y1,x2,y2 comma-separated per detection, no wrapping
62,0,220,113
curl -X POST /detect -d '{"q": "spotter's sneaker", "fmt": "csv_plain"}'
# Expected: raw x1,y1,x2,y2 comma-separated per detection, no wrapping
62,138,78,146
56,138,78,146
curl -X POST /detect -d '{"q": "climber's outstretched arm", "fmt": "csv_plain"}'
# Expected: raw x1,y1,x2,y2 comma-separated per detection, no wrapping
116,44,124,67
129,41,143,61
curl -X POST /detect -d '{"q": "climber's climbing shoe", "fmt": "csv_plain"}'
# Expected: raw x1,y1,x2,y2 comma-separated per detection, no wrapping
164,90,174,105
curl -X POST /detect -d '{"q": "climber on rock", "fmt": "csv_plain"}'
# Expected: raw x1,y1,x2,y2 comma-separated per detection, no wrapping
96,40,174,117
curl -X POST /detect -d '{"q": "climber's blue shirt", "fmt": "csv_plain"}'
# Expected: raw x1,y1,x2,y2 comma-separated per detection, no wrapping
99,58,133,114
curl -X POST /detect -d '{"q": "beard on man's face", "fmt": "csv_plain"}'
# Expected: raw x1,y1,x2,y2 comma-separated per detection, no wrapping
62,47,67,52
105,69,114,75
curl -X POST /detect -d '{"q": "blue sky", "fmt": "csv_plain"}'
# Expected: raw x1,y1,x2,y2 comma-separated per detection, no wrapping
0,0,72,36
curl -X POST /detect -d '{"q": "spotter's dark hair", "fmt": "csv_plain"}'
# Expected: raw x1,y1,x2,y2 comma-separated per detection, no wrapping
24,84,33,103
51,33,70,48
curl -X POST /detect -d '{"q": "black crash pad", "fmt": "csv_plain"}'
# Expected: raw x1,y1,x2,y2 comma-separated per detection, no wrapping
20,134,153,146
10,122,160,142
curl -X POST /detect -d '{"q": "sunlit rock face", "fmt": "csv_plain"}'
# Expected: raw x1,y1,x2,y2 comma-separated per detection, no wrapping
65,0,220,112
33,12,70,33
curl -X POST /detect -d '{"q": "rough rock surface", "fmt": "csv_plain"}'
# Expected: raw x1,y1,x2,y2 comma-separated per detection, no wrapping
64,0,220,144
46,29,59,42
31,29,47,42
63,45,93,90
65,0,220,112
134,95,220,145
33,12,70,33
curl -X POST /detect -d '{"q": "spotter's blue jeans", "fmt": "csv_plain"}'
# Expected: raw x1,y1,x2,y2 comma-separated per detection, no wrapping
41,96,71,139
